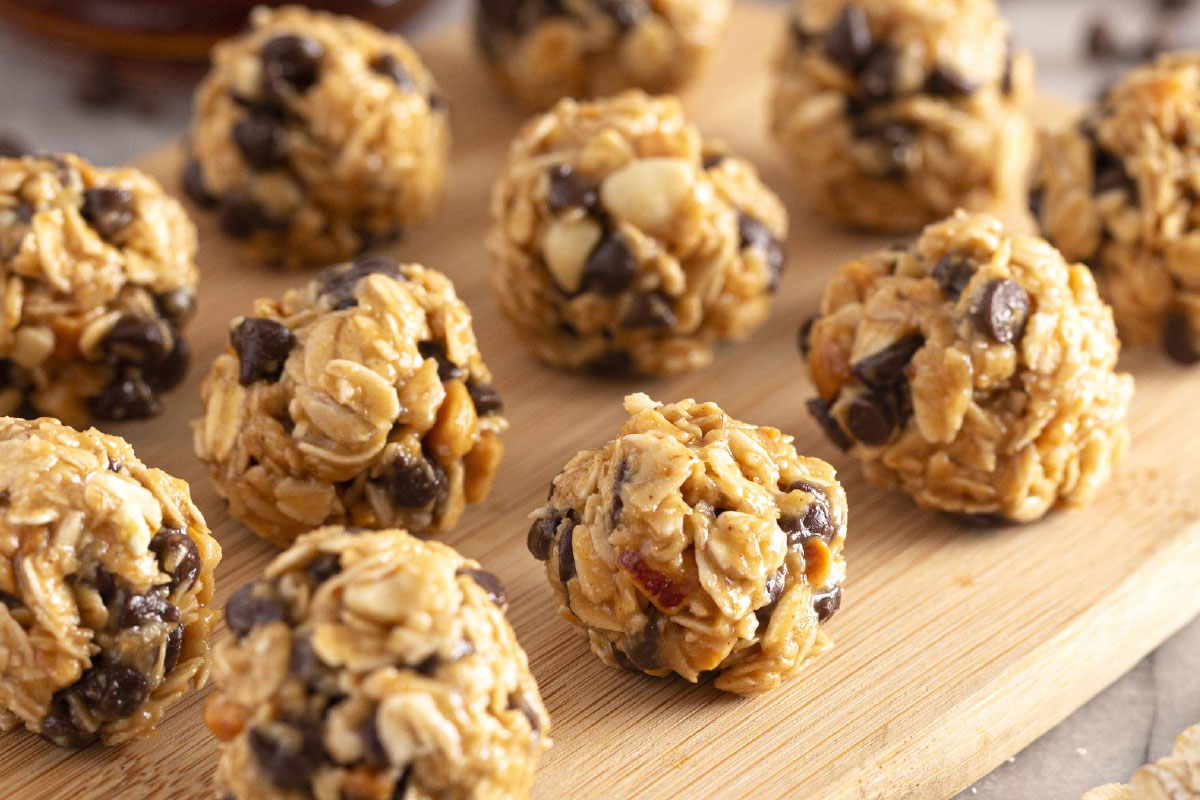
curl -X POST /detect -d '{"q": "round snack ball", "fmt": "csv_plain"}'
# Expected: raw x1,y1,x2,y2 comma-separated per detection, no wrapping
204,526,550,800
194,256,507,547
1031,53,1200,365
183,6,450,268
475,0,731,111
0,417,221,747
0,153,198,426
770,0,1034,232
527,393,847,696
803,211,1134,522
489,91,788,376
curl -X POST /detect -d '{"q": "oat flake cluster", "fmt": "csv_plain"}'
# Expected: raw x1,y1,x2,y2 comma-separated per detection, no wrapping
0,153,198,425
203,526,550,800
771,0,1034,232
489,90,788,376
804,211,1134,522
183,5,450,268
527,393,846,696
0,417,221,747
1032,52,1200,364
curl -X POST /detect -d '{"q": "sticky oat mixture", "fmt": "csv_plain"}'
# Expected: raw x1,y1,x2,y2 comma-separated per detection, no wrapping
183,5,450,268
0,417,221,747
204,526,550,800
527,393,846,696
771,0,1034,232
489,90,787,376
803,211,1133,522
194,257,507,547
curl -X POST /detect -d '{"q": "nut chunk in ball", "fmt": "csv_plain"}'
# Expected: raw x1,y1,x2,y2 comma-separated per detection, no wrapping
489,91,788,376
1031,53,1200,365
183,6,450,268
803,211,1133,522
527,393,846,696
205,526,550,800
770,0,1034,232
0,417,221,747
475,0,731,111
0,153,198,425
194,257,508,547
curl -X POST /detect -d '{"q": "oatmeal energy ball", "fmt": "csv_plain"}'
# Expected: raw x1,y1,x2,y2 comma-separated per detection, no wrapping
771,0,1034,232
1032,53,1200,364
183,5,450,268
0,154,198,425
194,256,507,547
489,91,788,376
803,211,1133,522
527,393,847,696
204,526,550,800
475,0,731,111
0,417,221,747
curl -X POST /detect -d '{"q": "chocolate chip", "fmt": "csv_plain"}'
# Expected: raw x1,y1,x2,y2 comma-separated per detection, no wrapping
76,56,127,109
824,3,872,74
416,639,474,676
546,164,598,214
813,585,842,622
852,333,923,388
926,63,978,97
429,93,450,114
756,565,788,626
247,723,323,790
970,279,1031,344
527,512,558,561
81,187,134,241
87,374,161,421
845,393,895,445
144,334,190,393
306,553,342,585
0,358,18,392
231,317,294,385
931,255,976,300
360,709,390,768
702,152,726,170
417,340,465,381
163,624,184,673
149,527,201,594
0,132,28,159
41,695,97,748
288,636,329,690
107,457,121,472
798,315,817,357
467,380,503,415
508,694,543,738
218,191,284,239
370,53,414,89
1027,185,1044,221
557,518,577,584
182,160,217,208
790,18,814,49
458,568,508,607
234,113,289,171
622,291,677,328
588,349,633,376
155,289,197,328
318,255,404,309
382,455,445,508
806,397,851,451
103,317,169,367
594,0,648,29
81,661,148,718
622,610,661,672
225,583,286,638
120,590,178,628
738,212,785,291
261,35,324,94
1086,18,1119,60
873,122,915,173
13,203,32,224
858,43,898,100
1163,311,1200,364
584,233,637,295
782,481,835,546
1093,147,1135,196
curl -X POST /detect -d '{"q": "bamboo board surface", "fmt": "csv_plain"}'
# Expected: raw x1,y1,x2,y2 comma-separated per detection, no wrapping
3,4,1200,799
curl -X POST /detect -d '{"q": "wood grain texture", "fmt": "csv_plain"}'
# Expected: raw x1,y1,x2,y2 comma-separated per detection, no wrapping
3,4,1200,799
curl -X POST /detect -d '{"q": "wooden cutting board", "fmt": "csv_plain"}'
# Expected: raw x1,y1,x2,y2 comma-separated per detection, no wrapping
4,3,1200,799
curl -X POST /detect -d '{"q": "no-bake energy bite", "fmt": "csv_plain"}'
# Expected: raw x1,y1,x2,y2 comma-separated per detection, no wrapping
1031,52,1200,364
194,256,507,547
475,0,731,111
183,5,450,268
204,526,550,800
0,417,221,746
489,91,788,376
527,394,846,696
770,0,1034,232
803,211,1134,522
0,154,198,425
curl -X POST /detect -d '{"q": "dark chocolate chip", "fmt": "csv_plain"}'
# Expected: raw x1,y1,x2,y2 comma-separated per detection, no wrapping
260,35,324,93
798,315,817,358
546,163,598,213
782,481,835,546
702,152,726,170
155,289,197,328
234,113,289,171
738,212,785,291
13,203,33,224
622,291,677,328
40,697,97,748
81,187,134,241
845,393,896,445
163,624,184,673
120,590,178,628
318,255,404,309
527,512,559,561
417,340,465,381
457,567,508,607
0,132,28,159
76,56,127,109
247,723,323,790
231,317,295,386
0,590,20,608
1092,143,1135,197
370,53,414,89
790,18,814,49
824,3,872,74
806,397,851,451
508,694,543,738
306,553,342,585
225,583,286,638
182,160,217,208
1027,185,1044,221
218,190,287,239
80,661,148,718
813,585,842,622
926,63,978,97
873,122,915,173
107,457,121,472
970,279,1031,344
610,460,629,524
87,374,161,421
382,455,446,508
103,317,169,367
149,527,201,594
467,380,503,415
0,359,16,392
144,334,190,393
594,0,648,29
1086,18,1119,60
583,233,637,295
852,333,924,388
858,43,898,100
756,565,788,626
557,518,577,584
931,255,977,300
588,349,633,376
1163,311,1200,364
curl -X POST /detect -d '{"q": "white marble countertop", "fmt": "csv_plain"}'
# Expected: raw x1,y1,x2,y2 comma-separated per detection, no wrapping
0,1,1196,797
